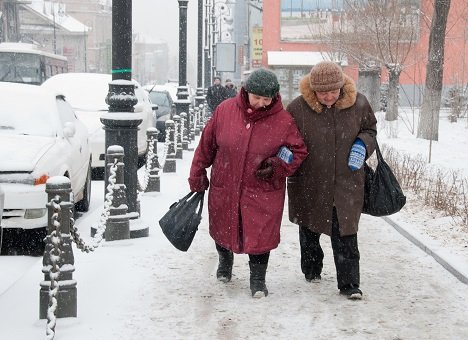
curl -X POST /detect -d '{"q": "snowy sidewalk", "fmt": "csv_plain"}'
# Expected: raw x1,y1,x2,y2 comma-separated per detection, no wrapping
1,142,468,339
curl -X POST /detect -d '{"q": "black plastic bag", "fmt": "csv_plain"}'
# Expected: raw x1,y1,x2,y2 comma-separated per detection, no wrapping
363,140,406,216
159,191,204,251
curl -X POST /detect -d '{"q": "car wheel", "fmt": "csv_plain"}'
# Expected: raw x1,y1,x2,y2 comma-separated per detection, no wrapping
75,164,91,212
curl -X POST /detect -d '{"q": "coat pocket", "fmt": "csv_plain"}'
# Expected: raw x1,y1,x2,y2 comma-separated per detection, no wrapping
259,177,284,192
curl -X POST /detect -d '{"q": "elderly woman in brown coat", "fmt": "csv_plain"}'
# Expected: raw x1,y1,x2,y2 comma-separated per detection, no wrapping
286,61,377,299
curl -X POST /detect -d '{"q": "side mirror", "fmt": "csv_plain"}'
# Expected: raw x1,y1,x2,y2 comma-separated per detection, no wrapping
63,122,76,138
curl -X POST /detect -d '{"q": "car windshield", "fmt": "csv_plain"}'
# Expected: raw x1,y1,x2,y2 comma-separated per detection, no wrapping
148,91,170,107
0,94,56,137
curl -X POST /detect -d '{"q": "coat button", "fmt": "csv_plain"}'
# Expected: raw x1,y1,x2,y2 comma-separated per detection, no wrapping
246,123,251,129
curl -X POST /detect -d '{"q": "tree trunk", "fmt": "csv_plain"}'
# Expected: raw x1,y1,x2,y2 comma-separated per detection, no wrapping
385,65,401,121
417,0,451,141
357,66,381,113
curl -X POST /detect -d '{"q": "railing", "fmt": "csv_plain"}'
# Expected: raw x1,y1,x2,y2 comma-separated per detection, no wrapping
39,100,208,340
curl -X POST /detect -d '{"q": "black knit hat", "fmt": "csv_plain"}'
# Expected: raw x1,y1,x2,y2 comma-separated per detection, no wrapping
245,68,280,98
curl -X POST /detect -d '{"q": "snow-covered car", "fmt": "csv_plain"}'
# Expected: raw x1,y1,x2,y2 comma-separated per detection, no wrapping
163,80,196,105
42,73,156,174
143,84,175,141
0,184,3,251
0,82,92,232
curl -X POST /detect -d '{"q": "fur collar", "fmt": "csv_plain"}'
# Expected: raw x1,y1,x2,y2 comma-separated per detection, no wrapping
299,73,357,113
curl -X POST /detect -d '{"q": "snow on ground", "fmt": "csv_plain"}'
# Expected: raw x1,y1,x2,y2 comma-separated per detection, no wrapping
376,109,468,264
1,108,468,339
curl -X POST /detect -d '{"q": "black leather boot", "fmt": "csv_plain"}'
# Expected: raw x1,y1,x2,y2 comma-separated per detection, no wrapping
216,249,233,283
249,262,268,298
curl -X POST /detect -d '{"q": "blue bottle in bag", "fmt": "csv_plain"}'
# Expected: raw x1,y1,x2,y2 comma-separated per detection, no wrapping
277,146,293,164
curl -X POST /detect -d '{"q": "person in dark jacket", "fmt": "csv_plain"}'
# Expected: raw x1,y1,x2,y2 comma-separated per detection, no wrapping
286,61,377,300
206,76,228,113
189,68,308,298
225,79,237,98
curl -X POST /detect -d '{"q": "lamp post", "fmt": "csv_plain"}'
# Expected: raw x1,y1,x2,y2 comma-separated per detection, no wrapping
101,0,148,239
175,0,192,152
195,0,205,106
175,0,191,116
204,0,212,93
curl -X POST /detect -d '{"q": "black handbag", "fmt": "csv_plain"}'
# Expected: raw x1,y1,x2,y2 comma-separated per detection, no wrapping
159,191,205,251
362,139,406,216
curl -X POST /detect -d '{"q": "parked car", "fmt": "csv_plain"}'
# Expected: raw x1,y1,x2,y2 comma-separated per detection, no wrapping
42,73,156,176
0,82,92,254
0,184,4,249
143,84,175,141
163,80,196,105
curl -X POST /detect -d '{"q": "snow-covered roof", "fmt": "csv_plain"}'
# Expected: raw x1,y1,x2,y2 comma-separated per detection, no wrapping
267,51,347,67
26,0,89,33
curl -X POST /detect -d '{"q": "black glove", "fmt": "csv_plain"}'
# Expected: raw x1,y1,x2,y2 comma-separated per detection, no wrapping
256,159,274,180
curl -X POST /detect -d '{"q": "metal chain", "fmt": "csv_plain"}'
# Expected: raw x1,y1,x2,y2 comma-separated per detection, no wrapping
69,158,118,253
193,109,199,130
44,160,118,339
174,120,179,150
137,136,155,192
45,196,62,340
180,116,186,142
158,128,170,169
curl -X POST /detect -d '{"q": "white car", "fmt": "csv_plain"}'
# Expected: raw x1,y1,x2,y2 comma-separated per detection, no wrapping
163,81,196,105
143,84,175,141
0,82,92,232
42,73,156,174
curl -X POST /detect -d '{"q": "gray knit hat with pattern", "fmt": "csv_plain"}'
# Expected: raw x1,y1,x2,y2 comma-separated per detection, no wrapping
245,68,280,98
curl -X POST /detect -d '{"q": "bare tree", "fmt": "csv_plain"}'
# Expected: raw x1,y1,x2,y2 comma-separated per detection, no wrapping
318,0,419,121
417,0,452,141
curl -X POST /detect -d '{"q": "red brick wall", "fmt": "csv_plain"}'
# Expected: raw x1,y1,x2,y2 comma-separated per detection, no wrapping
262,0,468,87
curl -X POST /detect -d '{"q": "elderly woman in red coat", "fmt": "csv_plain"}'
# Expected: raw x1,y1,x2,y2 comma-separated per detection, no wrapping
287,61,377,300
189,68,308,298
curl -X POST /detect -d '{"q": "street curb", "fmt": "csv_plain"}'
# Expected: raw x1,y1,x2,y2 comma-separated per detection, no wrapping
382,216,468,285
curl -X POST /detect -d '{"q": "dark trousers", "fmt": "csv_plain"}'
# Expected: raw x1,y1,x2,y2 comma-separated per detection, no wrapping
216,243,270,264
299,208,360,289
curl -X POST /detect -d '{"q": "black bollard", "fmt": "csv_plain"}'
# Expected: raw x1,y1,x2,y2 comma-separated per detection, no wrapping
189,107,196,142
173,114,183,159
40,176,77,319
180,112,189,151
104,146,130,241
194,106,201,136
163,120,177,173
145,128,161,192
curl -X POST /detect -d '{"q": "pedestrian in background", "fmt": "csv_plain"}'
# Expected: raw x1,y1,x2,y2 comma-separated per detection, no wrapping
206,76,228,114
286,61,377,300
225,78,237,98
189,68,308,298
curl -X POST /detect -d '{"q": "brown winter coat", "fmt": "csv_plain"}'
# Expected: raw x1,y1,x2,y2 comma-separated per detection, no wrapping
286,74,377,236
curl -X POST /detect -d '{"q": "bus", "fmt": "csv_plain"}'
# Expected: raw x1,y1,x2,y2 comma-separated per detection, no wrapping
0,42,68,85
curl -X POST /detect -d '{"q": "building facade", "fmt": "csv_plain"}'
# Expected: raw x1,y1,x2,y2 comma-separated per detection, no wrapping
260,0,468,107
133,33,169,86
51,0,112,73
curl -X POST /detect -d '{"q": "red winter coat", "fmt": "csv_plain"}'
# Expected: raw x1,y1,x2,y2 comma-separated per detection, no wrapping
189,88,308,254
